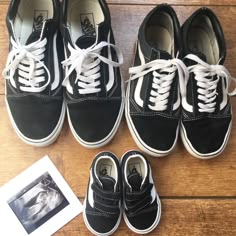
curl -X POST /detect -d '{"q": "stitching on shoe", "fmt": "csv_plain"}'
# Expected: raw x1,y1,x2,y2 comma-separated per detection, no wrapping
66,96,121,104
130,112,179,119
130,98,142,112
182,114,231,121
7,94,63,100
85,210,114,217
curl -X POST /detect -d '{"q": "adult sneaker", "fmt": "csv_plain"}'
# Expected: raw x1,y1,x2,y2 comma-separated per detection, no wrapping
180,8,236,159
2,0,65,147
83,151,122,235
126,4,188,157
121,150,161,234
61,0,124,148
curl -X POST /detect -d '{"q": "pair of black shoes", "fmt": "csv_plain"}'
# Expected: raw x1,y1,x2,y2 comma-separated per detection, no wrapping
83,150,161,235
3,0,124,147
126,4,236,159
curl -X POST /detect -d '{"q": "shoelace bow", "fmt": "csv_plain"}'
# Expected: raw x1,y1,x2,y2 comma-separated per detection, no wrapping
129,57,189,111
92,183,121,215
181,54,236,113
2,37,50,93
62,41,123,95
125,183,154,216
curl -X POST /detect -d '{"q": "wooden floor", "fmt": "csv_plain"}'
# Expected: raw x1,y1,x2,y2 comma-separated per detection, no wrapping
1,0,236,235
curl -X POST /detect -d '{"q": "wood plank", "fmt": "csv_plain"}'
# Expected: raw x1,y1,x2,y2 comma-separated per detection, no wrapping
1,95,236,197
56,199,236,235
0,4,9,94
1,0,236,6
109,0,236,5
1,5,236,94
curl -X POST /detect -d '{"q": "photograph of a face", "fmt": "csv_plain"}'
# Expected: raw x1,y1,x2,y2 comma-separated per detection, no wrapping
8,173,69,234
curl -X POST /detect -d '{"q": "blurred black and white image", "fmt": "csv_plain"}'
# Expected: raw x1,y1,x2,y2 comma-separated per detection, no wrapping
8,173,69,234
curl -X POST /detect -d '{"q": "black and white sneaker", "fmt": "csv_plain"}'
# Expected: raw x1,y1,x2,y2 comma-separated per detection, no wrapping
180,8,236,159
126,4,188,157
61,0,124,148
2,0,65,147
83,152,122,235
121,150,161,234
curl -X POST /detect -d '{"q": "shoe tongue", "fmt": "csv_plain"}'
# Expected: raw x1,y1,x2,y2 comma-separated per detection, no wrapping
75,35,96,49
26,30,42,45
99,176,116,191
128,172,143,191
140,35,172,60
154,49,172,60
192,51,207,62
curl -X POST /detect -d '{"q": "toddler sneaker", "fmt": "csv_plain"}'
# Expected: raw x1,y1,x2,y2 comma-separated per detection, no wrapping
121,150,161,234
180,7,236,159
3,0,65,146
126,4,188,157
61,0,124,148
83,151,122,235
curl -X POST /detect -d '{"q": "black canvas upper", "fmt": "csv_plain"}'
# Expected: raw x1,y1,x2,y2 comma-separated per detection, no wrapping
84,151,121,235
4,0,64,143
181,8,233,156
121,150,161,233
60,0,124,146
126,4,183,156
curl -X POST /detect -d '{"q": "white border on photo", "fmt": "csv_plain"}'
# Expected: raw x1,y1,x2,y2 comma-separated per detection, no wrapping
0,156,83,236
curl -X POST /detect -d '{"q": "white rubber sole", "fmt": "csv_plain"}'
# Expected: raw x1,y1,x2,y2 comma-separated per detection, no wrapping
125,82,178,157
5,97,66,147
68,85,125,149
180,121,232,159
83,197,122,236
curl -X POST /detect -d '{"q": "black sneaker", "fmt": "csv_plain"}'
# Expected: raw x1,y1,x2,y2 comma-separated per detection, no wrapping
60,0,124,148
121,150,161,234
180,8,236,159
2,0,65,147
126,4,188,157
83,151,122,235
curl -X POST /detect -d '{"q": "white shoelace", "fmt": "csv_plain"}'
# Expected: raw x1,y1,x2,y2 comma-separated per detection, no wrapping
2,37,50,93
129,58,189,111
62,41,123,95
182,54,236,113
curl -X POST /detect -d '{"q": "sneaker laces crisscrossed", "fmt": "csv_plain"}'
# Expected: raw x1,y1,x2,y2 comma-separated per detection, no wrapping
62,41,123,95
2,37,50,93
129,58,189,111
181,54,236,113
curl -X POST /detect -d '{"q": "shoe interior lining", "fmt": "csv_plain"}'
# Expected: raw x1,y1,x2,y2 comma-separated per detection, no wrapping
67,0,104,44
187,15,220,64
146,12,174,56
96,157,117,181
13,0,53,44
126,156,146,180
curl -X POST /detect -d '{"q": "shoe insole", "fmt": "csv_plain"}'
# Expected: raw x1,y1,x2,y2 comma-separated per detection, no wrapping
14,0,53,44
146,25,172,54
67,0,104,44
96,158,117,180
188,27,219,64
126,157,145,178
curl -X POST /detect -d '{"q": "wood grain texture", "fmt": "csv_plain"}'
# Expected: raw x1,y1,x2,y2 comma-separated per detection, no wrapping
1,0,236,6
1,1,236,235
0,94,236,197
56,199,236,236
